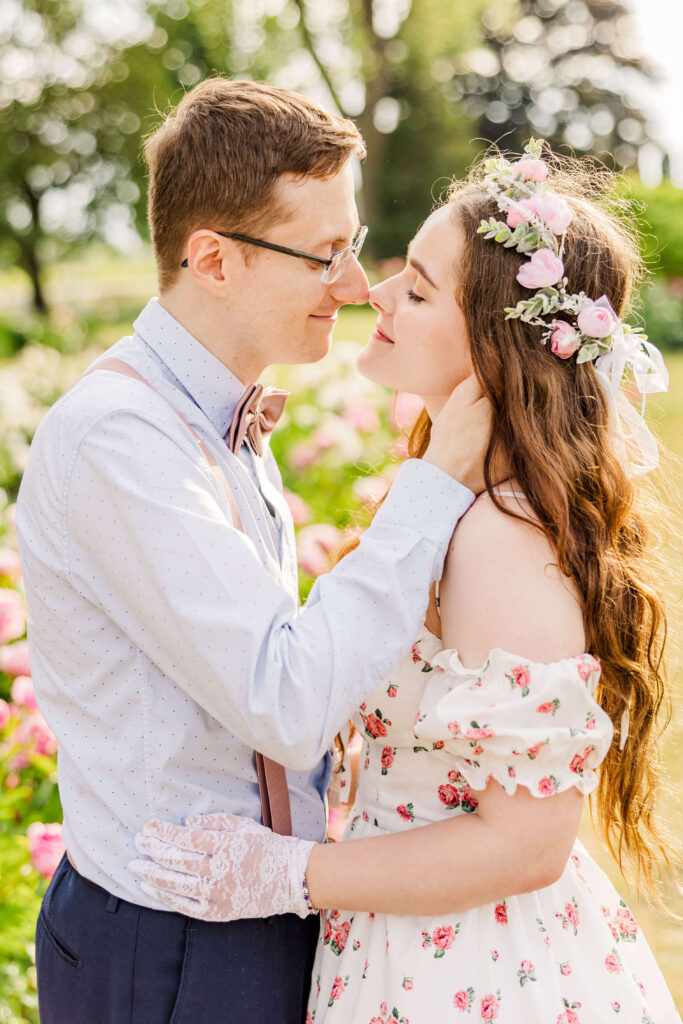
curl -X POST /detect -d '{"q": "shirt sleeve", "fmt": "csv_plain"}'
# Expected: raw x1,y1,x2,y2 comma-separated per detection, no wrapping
66,409,473,770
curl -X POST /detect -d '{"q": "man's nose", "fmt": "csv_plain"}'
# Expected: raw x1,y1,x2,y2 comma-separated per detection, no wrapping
329,255,370,306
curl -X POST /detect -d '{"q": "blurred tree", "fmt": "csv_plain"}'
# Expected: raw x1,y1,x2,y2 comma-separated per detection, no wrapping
462,0,658,169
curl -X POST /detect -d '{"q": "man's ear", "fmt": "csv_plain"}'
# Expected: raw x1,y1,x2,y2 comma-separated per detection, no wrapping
185,230,230,296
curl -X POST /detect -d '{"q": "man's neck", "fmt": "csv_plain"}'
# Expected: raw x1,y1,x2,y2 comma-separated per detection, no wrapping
158,292,263,386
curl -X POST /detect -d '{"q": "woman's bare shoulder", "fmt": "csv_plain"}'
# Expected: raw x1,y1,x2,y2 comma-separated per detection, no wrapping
439,489,585,666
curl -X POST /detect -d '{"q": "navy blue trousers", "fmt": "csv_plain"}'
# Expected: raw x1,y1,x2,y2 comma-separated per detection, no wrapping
36,855,320,1024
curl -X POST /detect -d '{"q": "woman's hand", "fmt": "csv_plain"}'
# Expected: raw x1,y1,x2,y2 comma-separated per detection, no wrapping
130,812,317,921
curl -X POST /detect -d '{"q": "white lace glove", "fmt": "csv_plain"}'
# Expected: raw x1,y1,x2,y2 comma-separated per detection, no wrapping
130,812,317,921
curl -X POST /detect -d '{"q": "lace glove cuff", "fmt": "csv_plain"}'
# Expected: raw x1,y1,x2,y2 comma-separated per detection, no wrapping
130,813,317,922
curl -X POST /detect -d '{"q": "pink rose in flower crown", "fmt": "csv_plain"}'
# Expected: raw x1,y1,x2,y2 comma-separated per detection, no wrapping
0,640,31,676
550,321,581,359
27,822,65,879
577,296,617,338
535,195,572,234
516,249,564,289
506,197,539,229
516,157,548,182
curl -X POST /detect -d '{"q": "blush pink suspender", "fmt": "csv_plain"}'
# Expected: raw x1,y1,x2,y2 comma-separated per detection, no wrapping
86,357,292,836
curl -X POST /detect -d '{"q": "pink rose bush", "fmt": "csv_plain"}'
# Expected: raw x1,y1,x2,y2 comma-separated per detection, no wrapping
27,822,65,879
0,589,26,645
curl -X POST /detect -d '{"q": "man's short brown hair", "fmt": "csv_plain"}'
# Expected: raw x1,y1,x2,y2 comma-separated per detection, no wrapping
143,78,366,291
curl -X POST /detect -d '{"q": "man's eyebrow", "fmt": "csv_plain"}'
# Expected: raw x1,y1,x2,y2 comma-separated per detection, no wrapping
315,222,362,248
408,255,438,290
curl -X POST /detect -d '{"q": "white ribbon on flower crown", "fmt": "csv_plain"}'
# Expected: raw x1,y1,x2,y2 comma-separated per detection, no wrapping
591,296,669,477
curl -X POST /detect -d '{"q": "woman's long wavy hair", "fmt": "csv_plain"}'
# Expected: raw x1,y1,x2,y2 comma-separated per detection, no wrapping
338,151,674,890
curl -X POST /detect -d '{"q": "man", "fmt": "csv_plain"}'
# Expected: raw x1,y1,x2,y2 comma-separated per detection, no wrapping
16,78,489,1024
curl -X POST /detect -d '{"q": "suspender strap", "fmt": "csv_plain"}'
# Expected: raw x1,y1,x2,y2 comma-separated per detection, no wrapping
85,357,292,837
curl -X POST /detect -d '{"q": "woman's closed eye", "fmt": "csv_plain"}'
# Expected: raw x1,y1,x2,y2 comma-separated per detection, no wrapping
407,289,425,304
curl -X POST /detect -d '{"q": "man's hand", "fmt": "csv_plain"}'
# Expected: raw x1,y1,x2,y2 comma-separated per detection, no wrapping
423,374,493,494
130,813,316,921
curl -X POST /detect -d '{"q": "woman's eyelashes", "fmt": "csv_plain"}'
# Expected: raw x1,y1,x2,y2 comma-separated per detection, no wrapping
407,289,425,304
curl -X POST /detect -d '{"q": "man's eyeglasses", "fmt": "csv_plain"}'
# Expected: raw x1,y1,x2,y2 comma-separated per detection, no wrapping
181,225,368,284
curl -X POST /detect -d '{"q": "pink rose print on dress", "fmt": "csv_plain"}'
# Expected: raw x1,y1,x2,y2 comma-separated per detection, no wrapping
560,962,572,976
360,707,391,739
526,741,545,760
576,654,600,680
437,784,460,809
387,684,398,698
569,746,595,776
555,897,580,936
447,720,461,736
556,997,582,1024
605,953,621,974
507,665,531,696
517,960,537,986
327,975,348,1007
453,987,475,1012
465,723,495,739
421,923,460,958
537,699,560,716
615,904,638,940
494,901,508,924
381,747,395,775
403,977,414,991
538,775,559,796
480,991,502,1020
397,803,415,822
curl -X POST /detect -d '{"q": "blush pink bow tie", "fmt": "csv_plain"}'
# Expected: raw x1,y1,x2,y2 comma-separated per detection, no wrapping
226,383,289,457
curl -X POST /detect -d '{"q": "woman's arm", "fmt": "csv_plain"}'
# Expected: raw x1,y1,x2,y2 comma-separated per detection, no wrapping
133,491,588,919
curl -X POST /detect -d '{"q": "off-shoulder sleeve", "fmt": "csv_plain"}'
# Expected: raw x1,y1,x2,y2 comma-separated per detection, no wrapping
413,648,613,797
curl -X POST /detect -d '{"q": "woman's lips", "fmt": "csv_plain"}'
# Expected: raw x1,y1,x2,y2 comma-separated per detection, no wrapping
372,326,394,344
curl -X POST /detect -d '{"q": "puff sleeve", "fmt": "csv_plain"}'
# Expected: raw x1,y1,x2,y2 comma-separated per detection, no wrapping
413,648,613,797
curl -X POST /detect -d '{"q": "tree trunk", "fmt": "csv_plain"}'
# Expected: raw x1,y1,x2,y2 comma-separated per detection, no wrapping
20,180,48,314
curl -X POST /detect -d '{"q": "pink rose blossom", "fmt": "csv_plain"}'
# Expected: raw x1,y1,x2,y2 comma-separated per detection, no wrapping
535,195,572,234
447,720,460,736
527,742,544,760
432,925,455,950
13,709,57,762
387,685,398,698
364,713,387,739
397,804,412,821
454,990,469,1011
566,902,580,926
0,590,26,646
516,249,564,289
616,907,638,936
282,489,311,526
329,976,345,1001
437,784,460,807
5,771,20,789
10,675,37,709
381,746,394,769
0,641,31,676
392,391,423,430
521,959,534,973
605,954,621,974
0,697,11,730
0,549,22,581
560,962,572,976
537,702,555,714
27,822,65,879
333,921,350,952
516,157,548,182
480,993,500,1021
341,401,380,433
289,441,319,471
511,665,531,690
403,977,414,991
323,918,333,942
353,476,389,507
550,321,581,359
296,524,341,577
577,299,616,338
494,902,508,924
538,776,555,796
506,197,539,228
465,726,495,738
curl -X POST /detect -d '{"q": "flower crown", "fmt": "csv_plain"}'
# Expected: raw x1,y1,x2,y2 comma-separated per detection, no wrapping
476,139,668,474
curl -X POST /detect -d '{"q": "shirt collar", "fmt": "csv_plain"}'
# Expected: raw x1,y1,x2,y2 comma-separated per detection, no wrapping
133,298,245,439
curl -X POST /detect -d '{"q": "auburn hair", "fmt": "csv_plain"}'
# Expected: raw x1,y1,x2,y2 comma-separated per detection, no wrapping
143,77,365,291
338,151,674,891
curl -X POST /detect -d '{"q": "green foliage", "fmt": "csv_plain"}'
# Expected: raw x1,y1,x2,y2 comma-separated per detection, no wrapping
626,178,683,280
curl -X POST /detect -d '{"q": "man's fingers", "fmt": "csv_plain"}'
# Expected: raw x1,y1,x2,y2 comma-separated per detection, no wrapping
134,832,209,873
130,858,202,900
138,881,207,918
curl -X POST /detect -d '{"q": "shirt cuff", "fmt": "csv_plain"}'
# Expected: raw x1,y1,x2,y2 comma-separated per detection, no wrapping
373,459,474,545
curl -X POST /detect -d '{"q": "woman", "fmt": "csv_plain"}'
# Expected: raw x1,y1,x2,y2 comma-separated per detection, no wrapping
132,143,680,1023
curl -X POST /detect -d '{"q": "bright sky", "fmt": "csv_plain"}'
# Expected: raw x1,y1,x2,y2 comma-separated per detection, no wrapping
628,0,683,184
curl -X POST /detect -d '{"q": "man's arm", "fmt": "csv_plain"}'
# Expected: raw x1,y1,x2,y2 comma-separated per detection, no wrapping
63,402,476,771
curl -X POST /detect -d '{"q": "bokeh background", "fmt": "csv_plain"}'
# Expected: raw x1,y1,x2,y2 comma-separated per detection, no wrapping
0,1,681,1021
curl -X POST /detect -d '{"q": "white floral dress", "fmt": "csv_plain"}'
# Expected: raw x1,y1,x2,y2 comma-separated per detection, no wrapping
306,627,681,1024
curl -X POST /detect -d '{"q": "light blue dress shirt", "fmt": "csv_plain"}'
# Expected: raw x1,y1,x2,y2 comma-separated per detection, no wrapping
16,298,474,907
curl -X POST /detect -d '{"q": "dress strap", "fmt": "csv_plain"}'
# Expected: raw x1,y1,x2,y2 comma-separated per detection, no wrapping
83,357,292,838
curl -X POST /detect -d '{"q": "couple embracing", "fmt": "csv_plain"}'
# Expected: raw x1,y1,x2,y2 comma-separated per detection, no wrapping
17,78,679,1023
